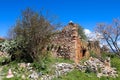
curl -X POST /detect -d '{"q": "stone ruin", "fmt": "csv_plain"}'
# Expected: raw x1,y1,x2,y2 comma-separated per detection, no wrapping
101,45,110,53
51,22,90,64
41,57,118,80
50,22,108,64
88,40,101,55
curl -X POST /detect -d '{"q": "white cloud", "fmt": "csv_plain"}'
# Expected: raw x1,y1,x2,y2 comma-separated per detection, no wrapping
84,29,105,47
84,29,91,36
84,29,97,41
84,29,120,50
84,29,103,41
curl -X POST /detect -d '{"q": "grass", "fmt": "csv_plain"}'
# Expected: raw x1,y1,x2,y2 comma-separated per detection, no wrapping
53,69,98,80
0,52,120,80
53,53,120,80
0,56,73,80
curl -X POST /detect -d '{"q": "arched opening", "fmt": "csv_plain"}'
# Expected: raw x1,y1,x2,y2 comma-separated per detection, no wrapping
82,49,86,57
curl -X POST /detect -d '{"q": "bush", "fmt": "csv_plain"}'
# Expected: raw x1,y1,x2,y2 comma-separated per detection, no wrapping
8,8,56,62
0,57,11,65
89,51,97,57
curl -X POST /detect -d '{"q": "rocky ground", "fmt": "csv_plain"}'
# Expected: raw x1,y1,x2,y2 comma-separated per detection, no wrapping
77,57,118,78
0,56,118,80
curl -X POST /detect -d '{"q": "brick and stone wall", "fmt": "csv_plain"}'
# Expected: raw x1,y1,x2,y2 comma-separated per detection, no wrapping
51,22,89,64
88,40,101,56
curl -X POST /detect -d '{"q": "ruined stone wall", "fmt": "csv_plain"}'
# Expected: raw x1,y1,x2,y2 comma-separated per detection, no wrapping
51,22,89,64
88,40,101,55
101,45,110,53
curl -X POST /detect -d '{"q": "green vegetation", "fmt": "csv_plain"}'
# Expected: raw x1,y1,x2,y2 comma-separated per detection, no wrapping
0,8,57,63
0,56,73,80
0,8,120,80
78,25,87,40
53,53,120,80
53,69,98,80
0,49,120,80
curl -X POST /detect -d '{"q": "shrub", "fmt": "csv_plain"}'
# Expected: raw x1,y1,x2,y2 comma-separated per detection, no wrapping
8,8,56,62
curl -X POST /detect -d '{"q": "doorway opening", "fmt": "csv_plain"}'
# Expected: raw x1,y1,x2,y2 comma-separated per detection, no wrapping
82,49,86,57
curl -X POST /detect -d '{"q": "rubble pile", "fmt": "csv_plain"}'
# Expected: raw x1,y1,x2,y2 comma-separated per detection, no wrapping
77,57,118,78
54,63,74,76
41,63,74,80
0,57,118,80
18,63,40,80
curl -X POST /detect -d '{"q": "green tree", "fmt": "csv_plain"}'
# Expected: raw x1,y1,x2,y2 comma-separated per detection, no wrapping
78,25,87,40
9,8,55,62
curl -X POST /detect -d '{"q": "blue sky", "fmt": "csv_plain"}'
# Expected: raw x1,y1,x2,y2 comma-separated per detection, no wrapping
0,0,120,37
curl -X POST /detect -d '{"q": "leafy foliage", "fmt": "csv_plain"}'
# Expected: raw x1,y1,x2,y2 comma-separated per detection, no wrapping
8,8,55,62
78,25,87,40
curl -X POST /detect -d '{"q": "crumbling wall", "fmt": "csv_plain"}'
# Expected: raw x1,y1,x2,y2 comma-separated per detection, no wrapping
101,45,110,53
51,22,89,64
88,40,101,55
